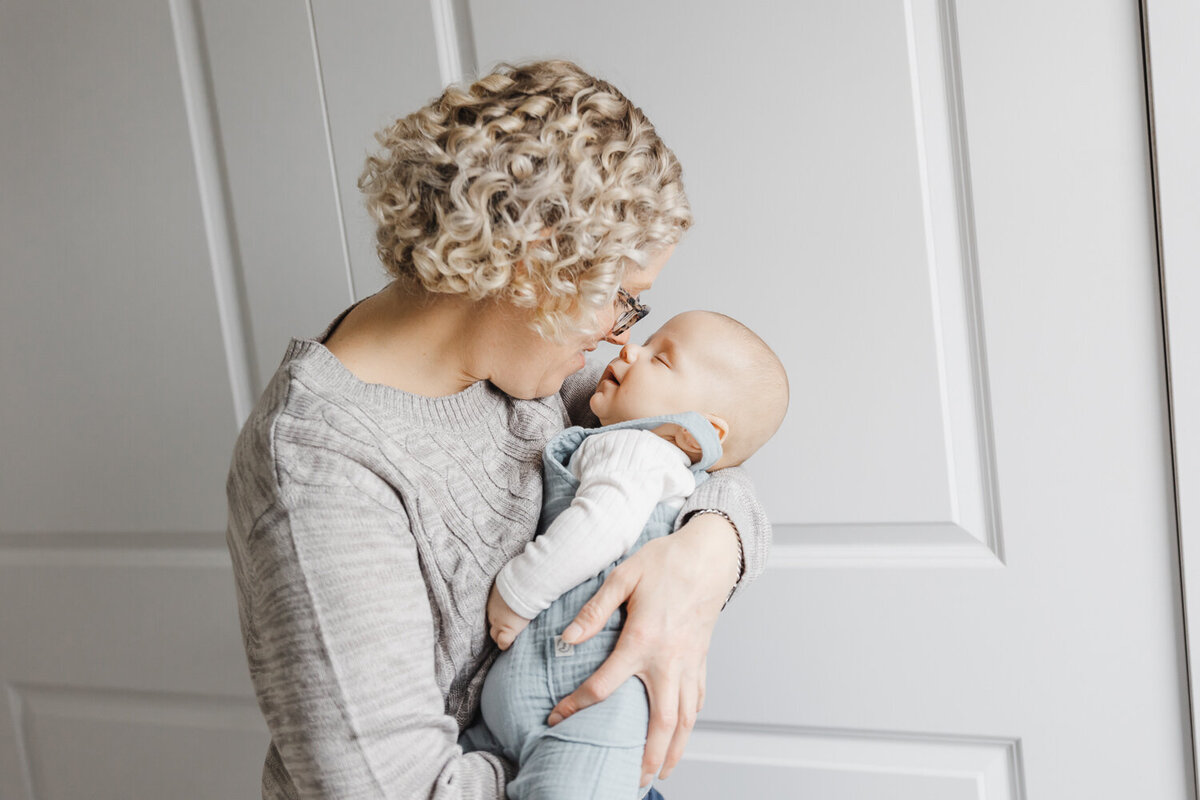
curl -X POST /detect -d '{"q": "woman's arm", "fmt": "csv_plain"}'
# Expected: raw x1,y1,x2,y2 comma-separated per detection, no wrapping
228,444,512,799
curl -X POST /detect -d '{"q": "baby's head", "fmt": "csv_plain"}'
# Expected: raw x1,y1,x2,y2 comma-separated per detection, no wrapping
589,310,789,469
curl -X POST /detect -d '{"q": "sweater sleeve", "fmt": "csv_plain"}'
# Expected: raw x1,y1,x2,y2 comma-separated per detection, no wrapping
677,466,772,604
494,430,694,619
229,444,512,799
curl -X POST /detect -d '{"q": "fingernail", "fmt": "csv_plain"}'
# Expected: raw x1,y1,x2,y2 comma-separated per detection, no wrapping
562,623,582,643
547,712,563,726
640,773,653,787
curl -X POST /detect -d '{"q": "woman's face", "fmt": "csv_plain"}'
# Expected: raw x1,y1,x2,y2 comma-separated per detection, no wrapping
496,246,674,399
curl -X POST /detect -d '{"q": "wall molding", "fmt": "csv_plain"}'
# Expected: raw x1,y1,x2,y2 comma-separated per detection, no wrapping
0,532,229,568
685,719,1024,798
167,0,258,426
5,683,36,800
906,0,1002,562
6,681,264,800
304,0,357,304
430,0,477,87
766,0,1002,569
770,522,1003,568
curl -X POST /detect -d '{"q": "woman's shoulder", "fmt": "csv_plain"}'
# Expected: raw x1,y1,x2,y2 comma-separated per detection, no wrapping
225,340,389,522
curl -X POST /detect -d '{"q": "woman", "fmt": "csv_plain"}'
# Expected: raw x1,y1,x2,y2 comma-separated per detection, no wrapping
226,60,769,799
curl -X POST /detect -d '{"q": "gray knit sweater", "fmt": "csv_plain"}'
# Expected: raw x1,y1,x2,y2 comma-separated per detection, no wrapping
225,309,771,800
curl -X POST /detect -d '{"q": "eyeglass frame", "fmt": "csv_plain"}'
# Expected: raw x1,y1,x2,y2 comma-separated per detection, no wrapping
610,288,650,337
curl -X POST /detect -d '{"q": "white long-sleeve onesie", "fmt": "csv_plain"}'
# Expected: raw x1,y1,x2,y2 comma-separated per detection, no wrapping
494,428,697,619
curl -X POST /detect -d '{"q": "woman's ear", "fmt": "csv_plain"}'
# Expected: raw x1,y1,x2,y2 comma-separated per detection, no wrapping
704,413,730,444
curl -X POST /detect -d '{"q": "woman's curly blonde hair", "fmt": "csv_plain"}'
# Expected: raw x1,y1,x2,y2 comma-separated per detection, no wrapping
358,59,692,340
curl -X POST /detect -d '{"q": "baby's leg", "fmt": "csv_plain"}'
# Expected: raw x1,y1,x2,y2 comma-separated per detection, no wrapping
507,739,643,800
480,631,557,765
505,675,650,800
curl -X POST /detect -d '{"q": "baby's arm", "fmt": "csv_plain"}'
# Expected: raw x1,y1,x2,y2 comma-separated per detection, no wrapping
489,429,693,647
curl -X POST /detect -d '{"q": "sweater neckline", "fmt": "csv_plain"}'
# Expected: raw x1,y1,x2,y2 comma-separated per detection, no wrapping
282,297,505,430
284,339,502,430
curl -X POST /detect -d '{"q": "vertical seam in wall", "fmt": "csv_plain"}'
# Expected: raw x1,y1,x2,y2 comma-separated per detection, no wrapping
168,0,258,426
304,0,356,303
1139,0,1197,794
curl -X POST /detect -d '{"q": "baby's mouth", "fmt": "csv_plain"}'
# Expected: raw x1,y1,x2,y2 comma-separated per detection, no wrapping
600,364,620,387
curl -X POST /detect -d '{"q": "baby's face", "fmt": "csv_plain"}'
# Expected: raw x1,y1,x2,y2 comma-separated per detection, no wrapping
589,312,722,426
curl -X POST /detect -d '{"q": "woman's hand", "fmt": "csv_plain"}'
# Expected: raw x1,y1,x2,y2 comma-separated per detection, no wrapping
546,512,741,787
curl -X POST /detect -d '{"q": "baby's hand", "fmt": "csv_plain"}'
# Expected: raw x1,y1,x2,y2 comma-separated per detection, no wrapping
487,583,531,650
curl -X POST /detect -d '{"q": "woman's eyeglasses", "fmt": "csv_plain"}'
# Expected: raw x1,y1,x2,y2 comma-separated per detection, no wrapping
611,289,649,337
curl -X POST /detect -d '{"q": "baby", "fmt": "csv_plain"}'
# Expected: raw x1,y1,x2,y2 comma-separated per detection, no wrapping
477,310,789,800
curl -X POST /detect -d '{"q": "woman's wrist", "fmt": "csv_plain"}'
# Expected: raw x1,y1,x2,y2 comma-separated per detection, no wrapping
676,513,739,606
686,513,739,606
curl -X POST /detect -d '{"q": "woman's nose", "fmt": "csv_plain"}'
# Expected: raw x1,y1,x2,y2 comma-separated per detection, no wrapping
604,328,632,347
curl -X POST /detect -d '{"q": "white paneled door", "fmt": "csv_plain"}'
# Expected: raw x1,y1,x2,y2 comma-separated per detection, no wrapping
0,1,1191,798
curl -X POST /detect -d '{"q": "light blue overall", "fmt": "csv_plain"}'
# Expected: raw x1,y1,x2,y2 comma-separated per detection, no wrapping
477,412,722,800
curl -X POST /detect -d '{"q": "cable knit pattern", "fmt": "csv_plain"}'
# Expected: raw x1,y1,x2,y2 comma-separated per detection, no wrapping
225,311,771,800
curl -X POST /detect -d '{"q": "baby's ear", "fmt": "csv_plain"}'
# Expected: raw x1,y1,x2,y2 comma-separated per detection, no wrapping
704,413,730,444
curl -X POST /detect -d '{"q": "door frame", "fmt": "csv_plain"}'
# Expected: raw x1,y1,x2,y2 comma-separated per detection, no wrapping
1143,0,1200,792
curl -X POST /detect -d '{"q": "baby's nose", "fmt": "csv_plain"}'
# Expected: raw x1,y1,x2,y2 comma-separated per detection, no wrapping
620,343,641,362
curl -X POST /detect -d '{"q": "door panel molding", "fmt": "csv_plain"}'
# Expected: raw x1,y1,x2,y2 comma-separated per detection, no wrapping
772,521,1001,568
8,683,264,800
168,0,257,427
670,723,1023,799
303,0,358,307
430,0,477,87
772,0,1002,568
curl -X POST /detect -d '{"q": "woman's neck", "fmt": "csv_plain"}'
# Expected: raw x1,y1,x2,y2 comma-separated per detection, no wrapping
324,280,500,398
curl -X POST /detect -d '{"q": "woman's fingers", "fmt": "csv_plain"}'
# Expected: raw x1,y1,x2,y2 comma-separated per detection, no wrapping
559,561,638,647
657,672,699,781
639,665,682,788
561,564,637,645
546,641,640,726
